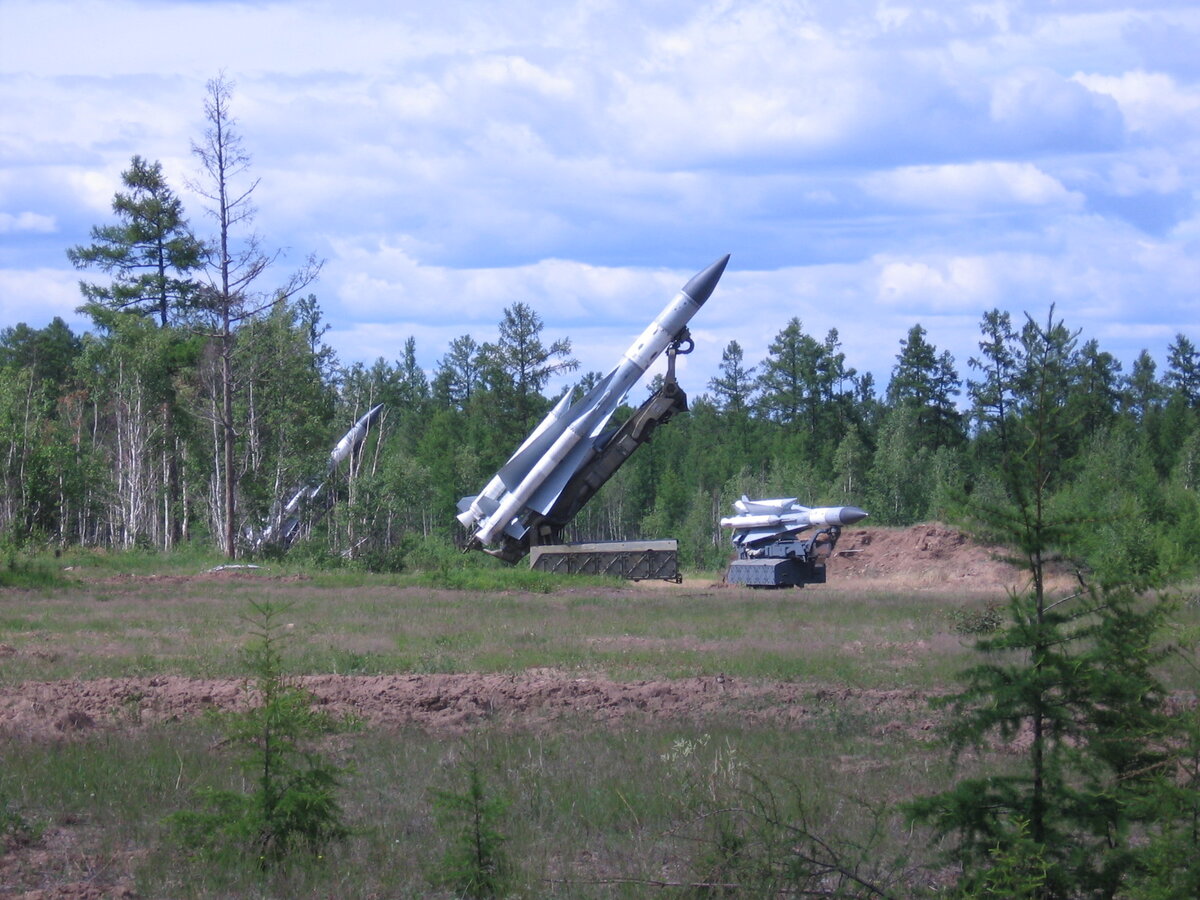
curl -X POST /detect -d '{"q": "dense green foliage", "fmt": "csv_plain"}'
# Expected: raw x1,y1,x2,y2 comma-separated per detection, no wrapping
906,311,1199,899
7,273,1200,579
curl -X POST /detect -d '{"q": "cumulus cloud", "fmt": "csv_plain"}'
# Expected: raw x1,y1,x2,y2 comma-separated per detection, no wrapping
862,162,1082,212
1,0,1197,397
875,257,998,311
0,268,83,327
989,68,1124,151
0,211,55,234
1073,70,1200,138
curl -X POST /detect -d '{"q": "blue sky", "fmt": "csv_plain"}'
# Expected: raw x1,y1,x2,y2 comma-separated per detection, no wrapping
1,0,1197,399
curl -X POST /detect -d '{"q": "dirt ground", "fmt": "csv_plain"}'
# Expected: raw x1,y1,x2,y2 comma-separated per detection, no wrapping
830,522,1072,592
0,523,1046,743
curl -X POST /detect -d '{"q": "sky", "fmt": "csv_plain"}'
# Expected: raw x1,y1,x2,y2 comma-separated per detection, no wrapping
1,0,1198,402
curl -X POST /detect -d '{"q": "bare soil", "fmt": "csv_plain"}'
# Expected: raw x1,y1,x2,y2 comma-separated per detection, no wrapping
830,522,1071,592
1,670,943,742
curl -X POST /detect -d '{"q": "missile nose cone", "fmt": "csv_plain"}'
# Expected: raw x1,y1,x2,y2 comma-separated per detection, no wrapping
682,254,730,306
839,506,869,526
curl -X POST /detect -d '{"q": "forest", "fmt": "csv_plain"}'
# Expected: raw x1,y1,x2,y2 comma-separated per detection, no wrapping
6,255,1200,583
4,77,1200,583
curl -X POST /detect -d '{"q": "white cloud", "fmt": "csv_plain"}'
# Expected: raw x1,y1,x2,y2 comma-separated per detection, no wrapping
862,162,1082,211
0,211,55,233
0,268,83,326
989,67,1124,149
1073,70,1200,137
875,256,998,310
0,0,1197,400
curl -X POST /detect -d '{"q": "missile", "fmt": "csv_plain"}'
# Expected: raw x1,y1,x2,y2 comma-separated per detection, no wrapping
720,496,868,548
458,254,730,552
330,403,384,471
258,403,385,549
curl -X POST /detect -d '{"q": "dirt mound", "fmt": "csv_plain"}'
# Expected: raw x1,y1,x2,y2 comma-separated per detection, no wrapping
828,523,1047,592
0,672,938,743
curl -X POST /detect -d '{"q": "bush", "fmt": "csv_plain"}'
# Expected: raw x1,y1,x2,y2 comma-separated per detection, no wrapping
948,602,1003,635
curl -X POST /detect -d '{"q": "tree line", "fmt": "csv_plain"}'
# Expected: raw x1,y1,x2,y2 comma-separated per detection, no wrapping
4,75,1200,579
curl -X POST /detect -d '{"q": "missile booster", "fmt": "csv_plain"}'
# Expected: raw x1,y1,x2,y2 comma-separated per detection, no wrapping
458,255,730,557
257,403,385,550
330,404,384,470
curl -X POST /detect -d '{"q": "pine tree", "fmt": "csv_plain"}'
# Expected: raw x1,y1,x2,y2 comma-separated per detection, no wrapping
708,340,756,415
888,323,964,450
1165,334,1200,407
67,155,204,328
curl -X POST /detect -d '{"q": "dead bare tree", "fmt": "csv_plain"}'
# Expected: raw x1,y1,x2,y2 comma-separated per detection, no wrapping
189,73,322,557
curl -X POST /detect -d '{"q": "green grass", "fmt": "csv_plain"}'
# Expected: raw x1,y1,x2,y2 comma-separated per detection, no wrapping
0,550,67,589
2,715,949,898
0,577,993,687
5,575,1195,690
3,565,1195,896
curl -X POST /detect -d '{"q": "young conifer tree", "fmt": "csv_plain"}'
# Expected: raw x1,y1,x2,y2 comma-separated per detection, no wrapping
908,309,1179,899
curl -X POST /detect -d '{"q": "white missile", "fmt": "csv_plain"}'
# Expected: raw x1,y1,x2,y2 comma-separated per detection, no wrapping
458,254,730,551
330,404,384,470
721,495,868,548
258,403,385,549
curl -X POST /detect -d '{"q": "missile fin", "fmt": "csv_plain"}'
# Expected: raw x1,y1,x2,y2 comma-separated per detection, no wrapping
496,423,569,492
456,493,500,527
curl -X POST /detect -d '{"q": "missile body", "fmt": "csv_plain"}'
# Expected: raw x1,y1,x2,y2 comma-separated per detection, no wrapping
721,496,868,549
458,255,730,551
330,404,384,470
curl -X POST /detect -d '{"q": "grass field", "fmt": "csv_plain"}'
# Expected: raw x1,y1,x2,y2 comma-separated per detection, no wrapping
2,559,1196,897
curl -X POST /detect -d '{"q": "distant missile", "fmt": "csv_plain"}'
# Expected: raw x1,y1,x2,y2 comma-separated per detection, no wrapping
330,404,384,471
458,254,731,552
259,403,385,549
720,496,868,548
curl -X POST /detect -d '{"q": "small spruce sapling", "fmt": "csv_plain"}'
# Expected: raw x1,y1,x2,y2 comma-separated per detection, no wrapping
169,599,348,867
430,760,513,899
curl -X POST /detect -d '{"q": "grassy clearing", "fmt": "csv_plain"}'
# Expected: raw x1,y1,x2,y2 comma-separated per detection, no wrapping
0,575,1004,688
1,713,952,898
4,573,1194,690
3,567,1195,896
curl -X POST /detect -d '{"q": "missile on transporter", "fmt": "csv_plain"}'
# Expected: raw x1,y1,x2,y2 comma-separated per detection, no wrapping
722,495,868,587
457,254,730,555
721,496,868,549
